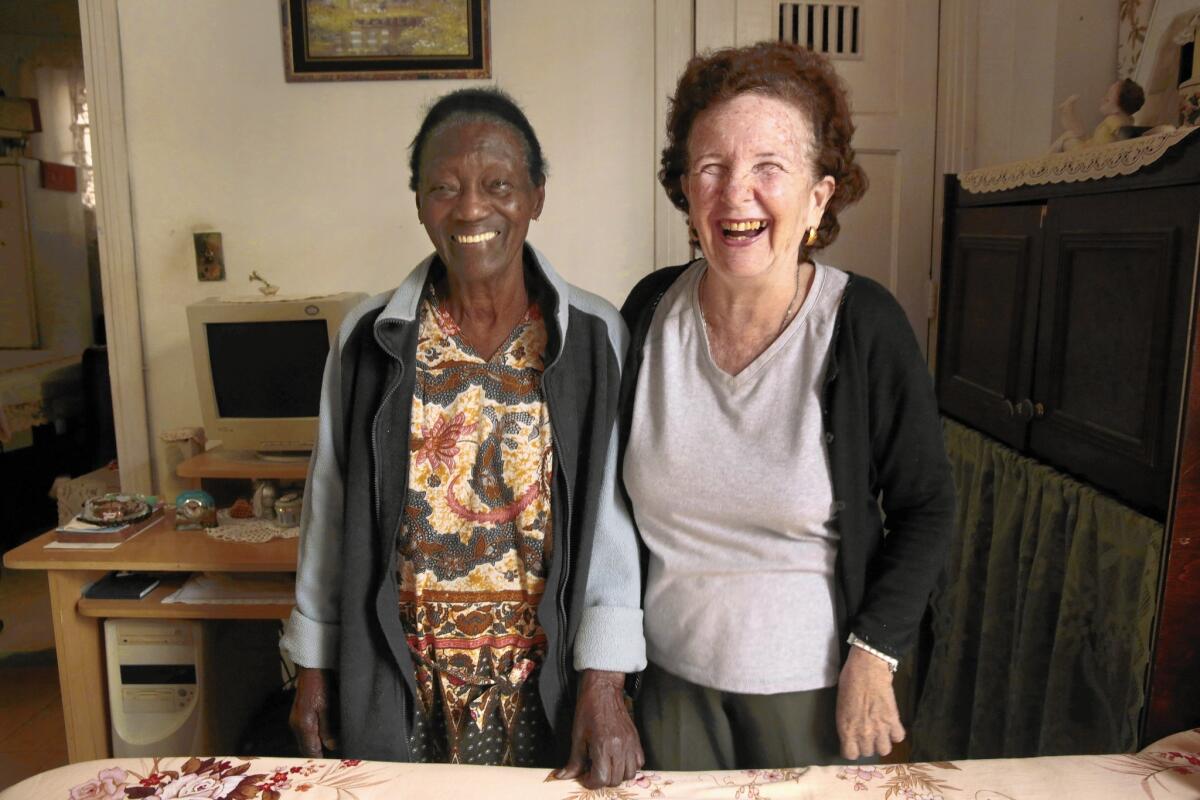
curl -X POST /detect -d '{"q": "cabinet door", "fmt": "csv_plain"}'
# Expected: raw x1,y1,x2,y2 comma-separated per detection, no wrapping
1030,187,1198,517
937,204,1044,449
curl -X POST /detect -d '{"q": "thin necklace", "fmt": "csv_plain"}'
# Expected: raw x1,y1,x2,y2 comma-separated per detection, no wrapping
699,262,803,336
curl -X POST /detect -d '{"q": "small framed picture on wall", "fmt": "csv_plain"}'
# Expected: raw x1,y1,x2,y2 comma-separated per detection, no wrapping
281,0,490,82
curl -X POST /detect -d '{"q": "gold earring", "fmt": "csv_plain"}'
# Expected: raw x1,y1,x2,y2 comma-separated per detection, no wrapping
805,227,818,247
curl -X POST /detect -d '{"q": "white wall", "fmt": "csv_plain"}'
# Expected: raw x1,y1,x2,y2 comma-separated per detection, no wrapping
1052,0,1120,143
21,156,92,356
114,0,656,490
973,0,1118,165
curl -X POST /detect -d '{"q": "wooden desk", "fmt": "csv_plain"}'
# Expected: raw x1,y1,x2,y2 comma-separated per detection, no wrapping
3,520,297,763
176,450,310,482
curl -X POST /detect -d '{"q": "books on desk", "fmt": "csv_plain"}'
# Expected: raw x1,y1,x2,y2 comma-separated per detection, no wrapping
83,571,161,600
49,508,166,547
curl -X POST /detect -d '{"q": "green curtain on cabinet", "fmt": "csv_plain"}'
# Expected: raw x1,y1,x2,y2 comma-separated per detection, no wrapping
910,419,1164,760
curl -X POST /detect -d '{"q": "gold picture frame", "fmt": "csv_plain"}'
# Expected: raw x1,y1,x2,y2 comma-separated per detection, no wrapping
281,0,490,82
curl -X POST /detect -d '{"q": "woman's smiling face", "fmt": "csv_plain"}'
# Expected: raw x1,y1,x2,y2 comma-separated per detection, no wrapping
682,92,834,281
416,117,544,284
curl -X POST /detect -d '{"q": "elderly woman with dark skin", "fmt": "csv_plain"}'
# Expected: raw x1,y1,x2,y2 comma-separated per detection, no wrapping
619,42,956,769
281,88,645,789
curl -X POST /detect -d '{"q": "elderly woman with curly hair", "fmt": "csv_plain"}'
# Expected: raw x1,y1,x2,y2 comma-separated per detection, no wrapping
619,42,956,769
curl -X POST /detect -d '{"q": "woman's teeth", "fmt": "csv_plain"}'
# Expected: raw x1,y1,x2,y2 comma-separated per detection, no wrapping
721,220,768,238
454,231,498,244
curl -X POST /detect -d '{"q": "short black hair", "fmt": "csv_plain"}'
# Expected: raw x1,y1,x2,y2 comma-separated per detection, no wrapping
1117,78,1145,116
408,87,547,192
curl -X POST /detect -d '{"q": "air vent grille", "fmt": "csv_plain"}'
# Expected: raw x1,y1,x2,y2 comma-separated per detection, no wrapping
778,2,862,59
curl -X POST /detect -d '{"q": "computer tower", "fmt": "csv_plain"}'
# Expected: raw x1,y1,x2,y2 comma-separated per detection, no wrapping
104,618,281,757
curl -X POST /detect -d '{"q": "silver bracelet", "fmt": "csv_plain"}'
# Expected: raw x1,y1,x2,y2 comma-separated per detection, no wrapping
847,633,899,673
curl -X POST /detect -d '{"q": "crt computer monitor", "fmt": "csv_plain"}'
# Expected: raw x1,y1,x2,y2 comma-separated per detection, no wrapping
186,292,367,456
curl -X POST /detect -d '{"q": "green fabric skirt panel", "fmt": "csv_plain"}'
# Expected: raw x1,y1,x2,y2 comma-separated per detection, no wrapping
911,419,1163,760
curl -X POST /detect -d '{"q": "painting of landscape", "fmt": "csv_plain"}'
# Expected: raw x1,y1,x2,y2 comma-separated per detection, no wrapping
304,0,472,59
282,0,488,81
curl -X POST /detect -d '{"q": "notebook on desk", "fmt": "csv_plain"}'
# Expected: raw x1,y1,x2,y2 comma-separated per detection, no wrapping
83,571,161,600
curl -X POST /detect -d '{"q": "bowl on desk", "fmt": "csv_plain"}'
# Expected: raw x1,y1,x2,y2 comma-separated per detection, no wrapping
79,493,153,525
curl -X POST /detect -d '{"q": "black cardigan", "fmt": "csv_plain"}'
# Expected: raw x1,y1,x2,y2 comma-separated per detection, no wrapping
618,264,956,661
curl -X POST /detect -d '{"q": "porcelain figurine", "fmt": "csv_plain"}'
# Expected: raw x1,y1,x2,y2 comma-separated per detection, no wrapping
1050,79,1146,153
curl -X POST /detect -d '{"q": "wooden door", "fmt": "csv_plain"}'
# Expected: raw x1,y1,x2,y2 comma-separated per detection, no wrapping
695,0,940,351
1029,187,1199,519
0,162,38,348
936,199,1043,450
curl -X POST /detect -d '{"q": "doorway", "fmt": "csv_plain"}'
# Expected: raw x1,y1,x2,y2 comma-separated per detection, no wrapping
0,0,111,548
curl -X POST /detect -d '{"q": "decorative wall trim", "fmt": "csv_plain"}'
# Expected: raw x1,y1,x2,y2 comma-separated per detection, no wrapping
930,0,981,369
79,0,153,493
654,0,695,269
935,0,979,180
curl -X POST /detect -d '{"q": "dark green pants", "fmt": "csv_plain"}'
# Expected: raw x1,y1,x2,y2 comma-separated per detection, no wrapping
635,661,845,770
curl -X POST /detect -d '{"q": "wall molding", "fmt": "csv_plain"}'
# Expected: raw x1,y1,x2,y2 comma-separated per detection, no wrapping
654,0,694,269
935,0,979,180
79,0,152,492
929,0,980,367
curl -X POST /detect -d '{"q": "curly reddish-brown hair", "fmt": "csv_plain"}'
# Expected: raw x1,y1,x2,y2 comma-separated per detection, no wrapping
660,41,867,258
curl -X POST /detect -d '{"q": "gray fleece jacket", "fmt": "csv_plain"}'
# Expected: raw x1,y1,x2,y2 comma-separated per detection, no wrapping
280,244,646,760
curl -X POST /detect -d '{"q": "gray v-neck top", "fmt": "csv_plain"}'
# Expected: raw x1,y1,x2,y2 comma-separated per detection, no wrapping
624,260,848,693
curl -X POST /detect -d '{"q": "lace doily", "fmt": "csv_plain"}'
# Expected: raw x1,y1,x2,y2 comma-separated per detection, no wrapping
204,509,299,543
959,126,1200,194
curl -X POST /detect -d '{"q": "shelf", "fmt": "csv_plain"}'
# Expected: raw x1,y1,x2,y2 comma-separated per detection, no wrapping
176,449,310,481
76,576,294,620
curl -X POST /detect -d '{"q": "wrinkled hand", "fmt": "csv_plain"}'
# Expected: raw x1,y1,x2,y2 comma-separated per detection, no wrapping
290,666,337,757
836,647,905,760
555,669,644,788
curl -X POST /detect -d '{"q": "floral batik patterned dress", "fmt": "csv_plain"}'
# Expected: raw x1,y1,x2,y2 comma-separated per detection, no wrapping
398,286,555,766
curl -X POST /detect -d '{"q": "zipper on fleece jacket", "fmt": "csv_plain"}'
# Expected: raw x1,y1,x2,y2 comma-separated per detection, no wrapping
541,364,574,697
371,318,412,761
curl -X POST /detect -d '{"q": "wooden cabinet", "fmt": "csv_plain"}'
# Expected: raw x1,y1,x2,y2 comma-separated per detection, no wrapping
938,203,1043,451
938,178,1200,518
1029,187,1196,518
936,134,1200,746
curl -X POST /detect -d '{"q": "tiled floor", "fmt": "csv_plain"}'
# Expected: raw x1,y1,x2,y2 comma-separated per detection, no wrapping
0,568,66,792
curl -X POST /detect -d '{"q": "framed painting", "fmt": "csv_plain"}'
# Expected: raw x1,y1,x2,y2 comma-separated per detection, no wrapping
281,0,490,82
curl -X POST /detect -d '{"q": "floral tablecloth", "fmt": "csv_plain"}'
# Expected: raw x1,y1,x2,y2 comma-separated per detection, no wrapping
4,728,1199,799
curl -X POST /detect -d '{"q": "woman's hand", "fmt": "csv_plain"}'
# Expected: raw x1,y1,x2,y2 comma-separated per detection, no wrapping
290,666,337,757
836,647,905,760
556,669,644,788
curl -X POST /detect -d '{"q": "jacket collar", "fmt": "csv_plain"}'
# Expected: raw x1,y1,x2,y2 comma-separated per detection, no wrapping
373,242,570,363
